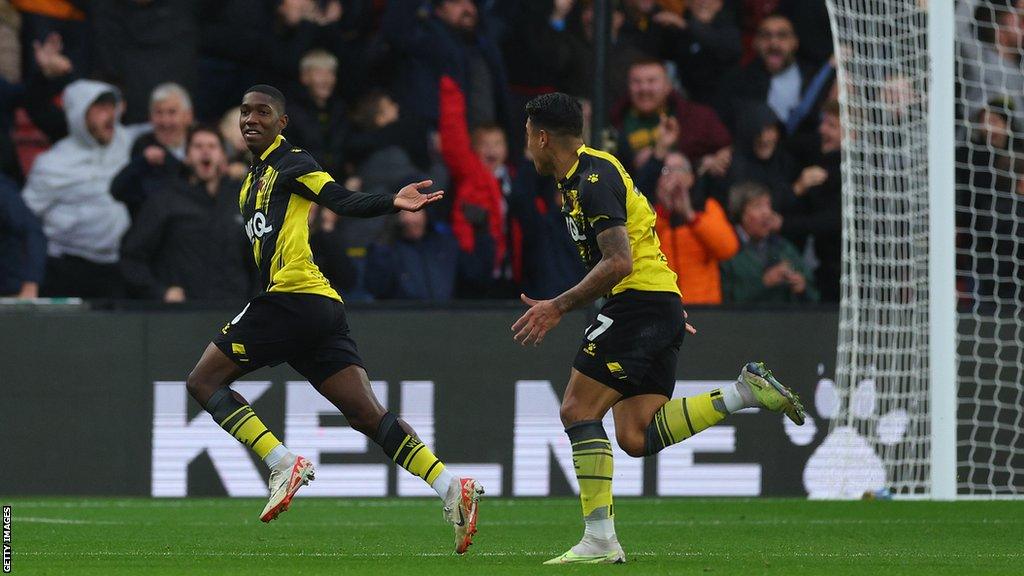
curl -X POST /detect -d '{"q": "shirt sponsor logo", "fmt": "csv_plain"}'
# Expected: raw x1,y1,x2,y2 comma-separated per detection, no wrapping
245,211,274,242
565,215,586,241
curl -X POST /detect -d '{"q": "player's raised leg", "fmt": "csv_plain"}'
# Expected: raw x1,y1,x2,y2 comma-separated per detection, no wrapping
185,343,313,523
544,369,625,565
316,365,484,554
613,362,806,458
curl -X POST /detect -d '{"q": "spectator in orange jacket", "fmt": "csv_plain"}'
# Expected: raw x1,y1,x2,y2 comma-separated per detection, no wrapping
437,75,507,286
654,151,739,304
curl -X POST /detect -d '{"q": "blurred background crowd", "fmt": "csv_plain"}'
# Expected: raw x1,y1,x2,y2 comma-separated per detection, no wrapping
0,0,851,306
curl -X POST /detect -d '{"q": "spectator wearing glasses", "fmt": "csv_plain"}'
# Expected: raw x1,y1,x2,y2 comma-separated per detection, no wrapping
653,151,738,304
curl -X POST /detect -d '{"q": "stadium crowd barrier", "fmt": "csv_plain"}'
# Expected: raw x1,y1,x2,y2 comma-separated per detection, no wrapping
1,304,839,497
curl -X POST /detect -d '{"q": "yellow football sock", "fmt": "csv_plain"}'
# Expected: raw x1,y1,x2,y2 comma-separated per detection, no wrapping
567,420,615,521
375,412,446,485
219,405,281,459
205,387,281,459
644,391,726,455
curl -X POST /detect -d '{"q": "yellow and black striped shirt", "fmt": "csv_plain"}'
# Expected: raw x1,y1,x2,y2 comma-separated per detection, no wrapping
239,135,395,301
557,144,680,296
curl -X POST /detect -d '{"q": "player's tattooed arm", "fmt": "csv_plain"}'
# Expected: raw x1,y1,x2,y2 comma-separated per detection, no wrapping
512,224,631,346
552,224,633,313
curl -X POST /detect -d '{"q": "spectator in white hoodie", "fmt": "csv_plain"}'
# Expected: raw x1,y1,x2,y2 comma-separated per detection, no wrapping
22,79,148,298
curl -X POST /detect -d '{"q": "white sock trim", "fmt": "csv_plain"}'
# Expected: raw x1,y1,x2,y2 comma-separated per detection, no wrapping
432,467,456,500
719,381,747,413
263,444,293,470
584,517,617,541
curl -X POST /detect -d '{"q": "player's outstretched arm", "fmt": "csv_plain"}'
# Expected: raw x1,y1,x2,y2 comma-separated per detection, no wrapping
393,180,445,212
312,179,397,217
307,178,442,217
512,226,632,346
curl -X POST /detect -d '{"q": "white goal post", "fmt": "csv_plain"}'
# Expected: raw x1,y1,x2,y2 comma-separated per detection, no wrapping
824,0,1023,499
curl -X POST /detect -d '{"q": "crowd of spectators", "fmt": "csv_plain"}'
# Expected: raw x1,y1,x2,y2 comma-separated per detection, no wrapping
0,0,851,306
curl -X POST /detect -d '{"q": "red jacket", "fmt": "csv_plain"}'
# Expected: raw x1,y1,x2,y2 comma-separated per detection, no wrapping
655,198,739,305
438,76,506,269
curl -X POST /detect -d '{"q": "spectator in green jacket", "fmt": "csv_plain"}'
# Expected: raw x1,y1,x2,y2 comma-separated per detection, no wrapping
721,181,819,304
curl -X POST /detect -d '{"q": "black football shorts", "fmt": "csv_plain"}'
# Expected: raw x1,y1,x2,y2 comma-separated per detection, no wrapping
572,290,686,398
213,292,364,388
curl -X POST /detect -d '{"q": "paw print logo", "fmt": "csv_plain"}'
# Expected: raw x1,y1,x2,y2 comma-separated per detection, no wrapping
587,173,599,183
784,374,910,498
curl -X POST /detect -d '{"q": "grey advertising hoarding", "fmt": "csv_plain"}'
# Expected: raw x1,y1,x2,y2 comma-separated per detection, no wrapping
0,305,844,497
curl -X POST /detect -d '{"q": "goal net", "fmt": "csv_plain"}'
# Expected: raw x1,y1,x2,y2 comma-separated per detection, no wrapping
821,0,1024,499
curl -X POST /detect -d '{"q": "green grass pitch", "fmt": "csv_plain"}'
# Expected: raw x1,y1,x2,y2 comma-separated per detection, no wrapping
8,497,1022,575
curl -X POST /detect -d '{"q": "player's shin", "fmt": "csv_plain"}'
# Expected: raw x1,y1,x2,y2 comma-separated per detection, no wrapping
374,412,483,553
205,386,292,467
374,411,454,498
643,391,728,455
567,420,617,541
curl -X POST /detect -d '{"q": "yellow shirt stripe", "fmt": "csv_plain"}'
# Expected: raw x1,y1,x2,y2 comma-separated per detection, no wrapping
296,171,335,195
565,145,680,297
239,137,343,302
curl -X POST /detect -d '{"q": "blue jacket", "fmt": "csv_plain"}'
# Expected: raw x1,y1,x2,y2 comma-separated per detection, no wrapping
366,223,494,300
382,0,510,127
508,160,586,299
0,177,47,295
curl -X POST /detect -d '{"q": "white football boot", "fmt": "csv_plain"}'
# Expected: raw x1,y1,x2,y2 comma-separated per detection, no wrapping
260,455,315,522
442,477,484,554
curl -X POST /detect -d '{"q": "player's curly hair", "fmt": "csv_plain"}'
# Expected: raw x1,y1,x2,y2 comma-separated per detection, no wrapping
525,93,583,138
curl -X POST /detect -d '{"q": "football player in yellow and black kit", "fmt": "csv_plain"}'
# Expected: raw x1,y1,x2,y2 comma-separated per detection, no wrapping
513,93,806,564
185,85,482,554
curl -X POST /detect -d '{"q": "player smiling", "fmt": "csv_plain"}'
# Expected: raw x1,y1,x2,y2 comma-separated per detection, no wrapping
183,85,483,554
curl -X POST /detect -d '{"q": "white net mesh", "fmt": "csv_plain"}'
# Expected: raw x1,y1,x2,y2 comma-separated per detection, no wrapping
823,0,1024,498
954,0,1024,497
824,0,932,498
